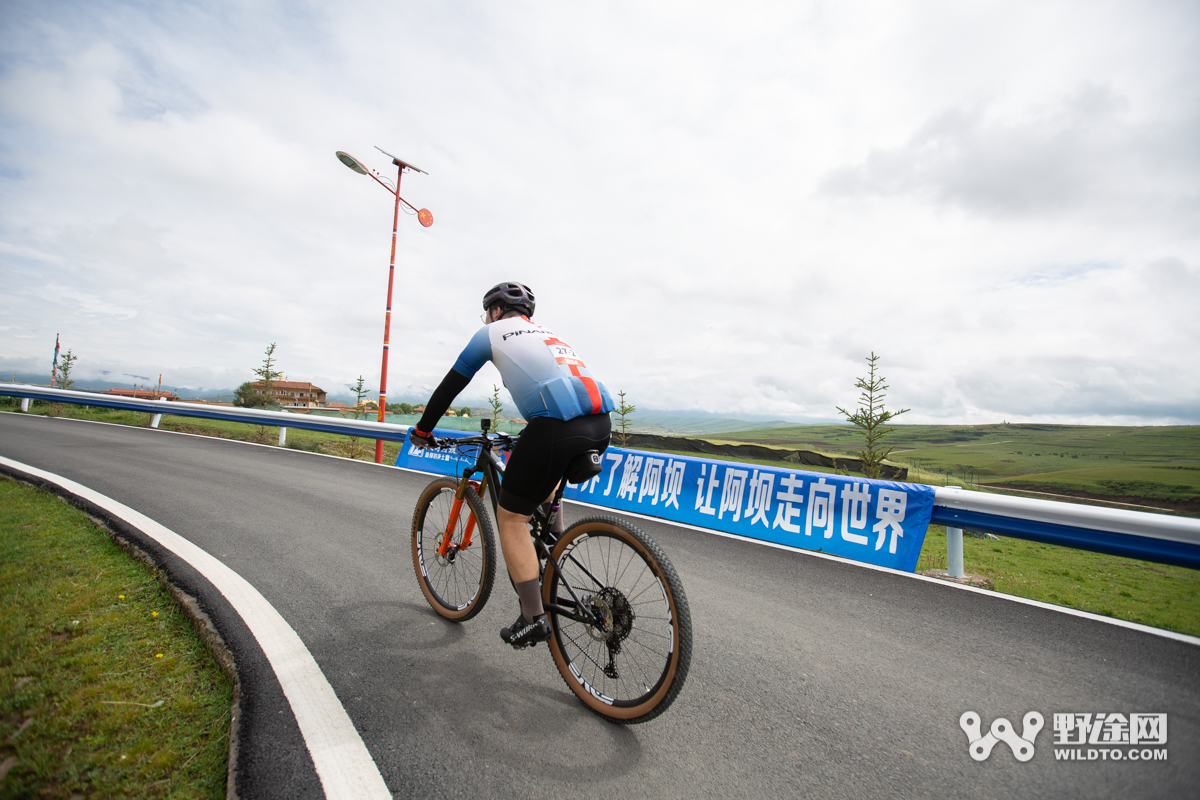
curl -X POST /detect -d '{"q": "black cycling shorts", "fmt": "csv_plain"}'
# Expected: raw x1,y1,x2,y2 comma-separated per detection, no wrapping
498,413,612,516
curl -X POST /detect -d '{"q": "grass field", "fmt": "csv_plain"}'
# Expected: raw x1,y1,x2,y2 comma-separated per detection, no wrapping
714,423,1200,512
990,465,1200,506
0,477,232,798
916,524,1200,637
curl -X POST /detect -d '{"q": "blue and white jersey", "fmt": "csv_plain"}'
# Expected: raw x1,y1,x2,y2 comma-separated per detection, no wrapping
452,316,614,421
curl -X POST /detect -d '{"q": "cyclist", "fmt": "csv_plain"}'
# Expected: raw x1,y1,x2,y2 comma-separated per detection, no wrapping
407,282,614,648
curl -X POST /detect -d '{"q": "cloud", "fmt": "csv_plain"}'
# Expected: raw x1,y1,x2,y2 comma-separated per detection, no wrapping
1,0,1198,425
820,84,1200,222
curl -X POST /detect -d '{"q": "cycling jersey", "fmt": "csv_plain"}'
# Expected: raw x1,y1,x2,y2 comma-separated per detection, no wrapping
451,316,614,421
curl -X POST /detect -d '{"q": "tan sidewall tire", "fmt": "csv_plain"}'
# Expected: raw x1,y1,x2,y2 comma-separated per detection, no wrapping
543,517,688,722
411,477,495,621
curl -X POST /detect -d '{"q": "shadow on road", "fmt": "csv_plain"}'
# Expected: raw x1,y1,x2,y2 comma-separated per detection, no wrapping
324,599,645,787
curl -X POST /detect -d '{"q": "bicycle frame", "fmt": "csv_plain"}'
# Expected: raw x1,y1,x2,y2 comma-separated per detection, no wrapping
432,422,606,628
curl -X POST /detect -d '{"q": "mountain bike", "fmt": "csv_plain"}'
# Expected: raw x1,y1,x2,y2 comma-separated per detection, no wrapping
410,419,692,724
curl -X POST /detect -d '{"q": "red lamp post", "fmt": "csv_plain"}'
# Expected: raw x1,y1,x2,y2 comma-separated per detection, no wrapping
336,147,433,463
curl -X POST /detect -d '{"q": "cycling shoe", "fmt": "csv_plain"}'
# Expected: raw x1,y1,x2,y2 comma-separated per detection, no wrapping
500,612,552,649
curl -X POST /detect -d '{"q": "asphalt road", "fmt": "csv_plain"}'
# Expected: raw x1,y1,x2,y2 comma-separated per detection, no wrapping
2,411,1197,799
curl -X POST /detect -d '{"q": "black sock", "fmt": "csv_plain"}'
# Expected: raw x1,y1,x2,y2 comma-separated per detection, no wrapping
514,578,543,623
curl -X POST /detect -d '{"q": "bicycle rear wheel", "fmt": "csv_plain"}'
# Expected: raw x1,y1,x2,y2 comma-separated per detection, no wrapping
543,515,692,723
411,477,496,621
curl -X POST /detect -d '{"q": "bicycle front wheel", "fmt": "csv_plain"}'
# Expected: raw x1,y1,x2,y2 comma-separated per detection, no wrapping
411,477,496,621
543,515,692,723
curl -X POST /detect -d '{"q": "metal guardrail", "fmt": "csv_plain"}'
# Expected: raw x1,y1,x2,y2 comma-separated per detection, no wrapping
4,383,1198,571
0,383,412,444
932,486,1200,572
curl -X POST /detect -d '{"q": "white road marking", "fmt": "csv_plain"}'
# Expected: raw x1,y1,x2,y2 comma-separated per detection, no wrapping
0,455,391,800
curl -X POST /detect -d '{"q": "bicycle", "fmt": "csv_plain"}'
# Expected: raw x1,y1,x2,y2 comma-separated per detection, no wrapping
410,418,692,724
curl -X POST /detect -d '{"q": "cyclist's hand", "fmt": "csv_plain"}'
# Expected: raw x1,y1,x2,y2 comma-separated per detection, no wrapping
408,427,436,449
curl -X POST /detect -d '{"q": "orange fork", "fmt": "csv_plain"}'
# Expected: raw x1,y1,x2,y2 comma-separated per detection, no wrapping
437,478,485,557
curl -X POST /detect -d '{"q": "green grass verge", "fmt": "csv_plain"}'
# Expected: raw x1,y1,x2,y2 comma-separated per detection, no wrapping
916,525,1200,637
0,477,232,798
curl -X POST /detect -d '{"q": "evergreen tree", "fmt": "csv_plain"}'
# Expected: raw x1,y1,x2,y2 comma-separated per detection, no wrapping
614,390,636,447
488,386,504,425
835,352,910,480
252,343,283,405
350,376,369,420
56,350,77,390
51,349,78,416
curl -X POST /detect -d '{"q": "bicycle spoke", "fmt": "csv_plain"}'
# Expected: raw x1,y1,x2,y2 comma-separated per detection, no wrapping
553,534,674,699
542,516,691,722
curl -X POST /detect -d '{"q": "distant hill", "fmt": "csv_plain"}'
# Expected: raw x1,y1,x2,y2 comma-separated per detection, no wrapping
714,423,1200,513
3,374,231,400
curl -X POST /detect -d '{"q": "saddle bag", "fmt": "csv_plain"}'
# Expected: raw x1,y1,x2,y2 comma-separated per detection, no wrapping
564,449,604,485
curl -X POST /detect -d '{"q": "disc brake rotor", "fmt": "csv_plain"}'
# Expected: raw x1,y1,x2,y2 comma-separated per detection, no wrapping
585,588,634,644
586,595,614,641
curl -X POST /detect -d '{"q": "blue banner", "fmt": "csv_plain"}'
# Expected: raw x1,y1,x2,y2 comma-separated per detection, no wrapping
394,428,484,476
396,433,935,572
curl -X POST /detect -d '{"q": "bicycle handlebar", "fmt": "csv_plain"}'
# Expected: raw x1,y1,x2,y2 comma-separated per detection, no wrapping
428,431,518,451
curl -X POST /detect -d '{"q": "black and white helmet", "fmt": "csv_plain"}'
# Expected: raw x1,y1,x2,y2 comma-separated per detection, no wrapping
482,282,536,318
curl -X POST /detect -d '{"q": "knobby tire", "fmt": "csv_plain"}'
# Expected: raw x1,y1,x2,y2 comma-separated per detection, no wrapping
411,477,496,621
543,515,692,724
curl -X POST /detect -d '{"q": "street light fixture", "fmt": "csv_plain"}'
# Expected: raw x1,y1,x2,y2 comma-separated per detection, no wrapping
336,146,433,463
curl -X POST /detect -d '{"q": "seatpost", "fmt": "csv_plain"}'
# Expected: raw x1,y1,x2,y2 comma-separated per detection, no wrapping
548,482,567,529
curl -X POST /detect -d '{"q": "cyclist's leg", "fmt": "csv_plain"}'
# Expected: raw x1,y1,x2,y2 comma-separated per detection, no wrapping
500,414,613,620
494,502,551,645
496,506,539,583
496,419,554,622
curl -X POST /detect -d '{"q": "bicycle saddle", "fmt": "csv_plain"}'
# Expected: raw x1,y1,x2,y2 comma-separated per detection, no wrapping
564,450,604,484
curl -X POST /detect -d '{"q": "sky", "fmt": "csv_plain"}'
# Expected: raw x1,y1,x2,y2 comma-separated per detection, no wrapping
1,0,1198,424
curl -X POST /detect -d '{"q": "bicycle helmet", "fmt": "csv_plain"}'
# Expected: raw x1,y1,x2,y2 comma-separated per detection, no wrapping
482,282,536,318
